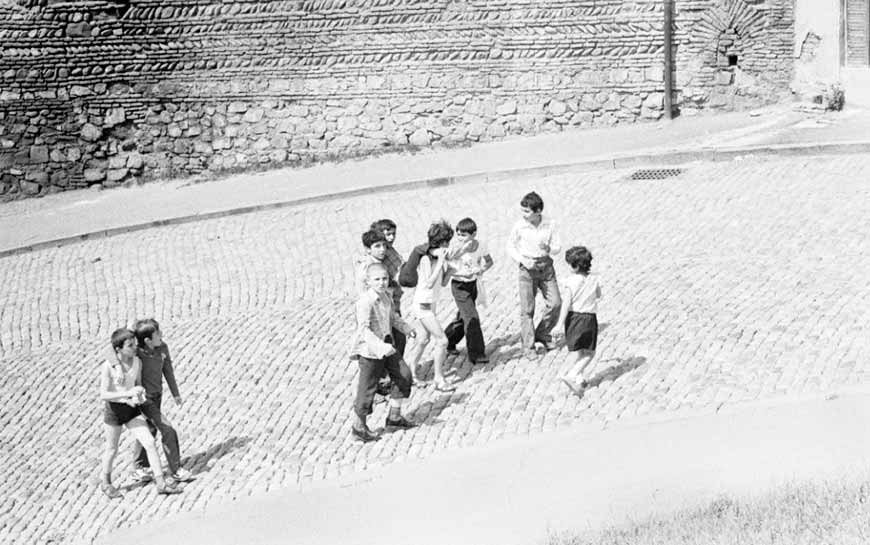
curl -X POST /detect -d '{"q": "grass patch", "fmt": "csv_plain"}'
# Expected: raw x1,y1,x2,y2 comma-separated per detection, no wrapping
550,477,870,545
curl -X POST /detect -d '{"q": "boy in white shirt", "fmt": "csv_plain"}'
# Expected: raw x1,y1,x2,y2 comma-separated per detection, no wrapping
556,246,602,396
505,191,563,358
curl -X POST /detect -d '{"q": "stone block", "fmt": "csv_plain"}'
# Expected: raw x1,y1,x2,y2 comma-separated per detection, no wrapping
243,108,265,123
0,91,20,101
106,169,128,183
67,148,82,162
408,128,431,146
29,145,49,163
108,154,127,169
103,107,126,127
487,122,506,138
643,93,664,109
547,100,567,116
496,100,517,116
167,125,182,138
228,102,248,113
80,124,102,142
69,85,92,97
25,170,48,184
49,149,66,163
570,111,594,125
126,152,144,170
21,180,41,195
193,141,213,155
212,137,232,150
622,95,643,109
337,117,359,132
83,168,105,182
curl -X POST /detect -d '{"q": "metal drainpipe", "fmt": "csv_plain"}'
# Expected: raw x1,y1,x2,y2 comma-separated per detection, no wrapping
664,0,674,119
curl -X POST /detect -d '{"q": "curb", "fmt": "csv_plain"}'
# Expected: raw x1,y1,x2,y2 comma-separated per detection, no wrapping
2,140,869,260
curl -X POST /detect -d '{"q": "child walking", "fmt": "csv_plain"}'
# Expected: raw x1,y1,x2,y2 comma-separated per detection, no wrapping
506,191,563,358
444,218,494,364
130,318,194,484
349,262,417,442
557,246,602,396
99,328,181,498
400,220,456,391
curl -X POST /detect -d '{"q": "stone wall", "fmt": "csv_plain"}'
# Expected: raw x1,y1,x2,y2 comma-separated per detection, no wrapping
0,0,794,199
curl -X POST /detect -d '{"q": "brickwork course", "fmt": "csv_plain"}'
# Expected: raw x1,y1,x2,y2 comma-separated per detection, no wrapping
1,146,870,543
0,0,794,197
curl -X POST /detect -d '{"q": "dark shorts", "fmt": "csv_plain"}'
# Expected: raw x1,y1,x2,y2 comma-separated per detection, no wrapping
565,312,598,352
103,401,141,426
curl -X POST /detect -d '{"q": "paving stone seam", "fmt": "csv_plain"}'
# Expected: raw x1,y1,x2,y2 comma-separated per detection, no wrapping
2,140,869,261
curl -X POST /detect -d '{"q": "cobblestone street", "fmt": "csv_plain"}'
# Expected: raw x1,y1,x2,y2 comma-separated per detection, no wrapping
2,154,870,544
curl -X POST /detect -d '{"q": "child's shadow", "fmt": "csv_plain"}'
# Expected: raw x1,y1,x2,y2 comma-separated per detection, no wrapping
400,391,470,429
182,435,253,475
587,355,647,388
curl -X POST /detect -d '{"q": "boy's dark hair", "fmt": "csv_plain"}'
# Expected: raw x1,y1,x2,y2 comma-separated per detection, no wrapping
427,220,454,248
111,328,136,352
133,318,160,347
361,229,387,248
565,246,592,274
371,219,397,232
456,217,477,235
520,191,544,213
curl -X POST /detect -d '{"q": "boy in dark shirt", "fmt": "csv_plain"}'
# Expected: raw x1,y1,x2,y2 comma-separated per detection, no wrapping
131,318,193,483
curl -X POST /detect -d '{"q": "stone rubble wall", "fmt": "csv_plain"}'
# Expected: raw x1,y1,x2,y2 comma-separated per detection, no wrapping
0,0,794,199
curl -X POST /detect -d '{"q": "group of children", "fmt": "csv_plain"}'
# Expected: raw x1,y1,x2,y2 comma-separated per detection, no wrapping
98,319,193,498
348,190,602,442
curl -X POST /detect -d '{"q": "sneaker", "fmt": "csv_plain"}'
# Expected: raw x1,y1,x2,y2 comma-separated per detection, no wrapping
385,415,417,430
446,347,460,356
133,467,154,483
523,348,539,360
156,482,183,495
172,467,194,482
534,340,555,352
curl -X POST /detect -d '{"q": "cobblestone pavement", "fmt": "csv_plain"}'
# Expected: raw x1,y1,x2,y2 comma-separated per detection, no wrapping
2,154,870,544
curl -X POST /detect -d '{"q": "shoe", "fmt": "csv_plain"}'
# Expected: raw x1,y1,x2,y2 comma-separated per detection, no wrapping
156,482,183,495
523,348,539,360
560,378,585,398
470,355,489,364
132,467,154,483
100,482,123,499
351,426,380,443
385,415,417,430
535,340,555,352
172,467,194,482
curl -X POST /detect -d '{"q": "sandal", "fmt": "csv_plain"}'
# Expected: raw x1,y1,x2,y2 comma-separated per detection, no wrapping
100,482,122,499
434,380,456,393
156,482,183,495
560,378,585,398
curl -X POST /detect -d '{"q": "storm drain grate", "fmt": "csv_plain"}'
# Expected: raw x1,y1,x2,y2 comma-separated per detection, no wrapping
628,168,684,180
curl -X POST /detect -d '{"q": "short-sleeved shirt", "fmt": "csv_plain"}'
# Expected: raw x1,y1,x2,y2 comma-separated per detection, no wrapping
563,273,601,314
449,239,490,282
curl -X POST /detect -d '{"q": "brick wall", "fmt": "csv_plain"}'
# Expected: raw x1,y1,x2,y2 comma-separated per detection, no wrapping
0,0,794,199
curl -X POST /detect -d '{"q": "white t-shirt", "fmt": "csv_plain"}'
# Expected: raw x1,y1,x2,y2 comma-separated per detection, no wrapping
562,273,601,314
411,254,444,306
449,239,489,282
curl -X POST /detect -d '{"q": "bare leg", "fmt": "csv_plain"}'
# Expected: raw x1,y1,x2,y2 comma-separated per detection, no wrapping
101,424,122,485
418,312,450,387
405,322,430,384
127,417,170,489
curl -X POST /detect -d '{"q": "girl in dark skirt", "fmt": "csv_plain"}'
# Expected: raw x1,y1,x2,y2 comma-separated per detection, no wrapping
557,246,602,396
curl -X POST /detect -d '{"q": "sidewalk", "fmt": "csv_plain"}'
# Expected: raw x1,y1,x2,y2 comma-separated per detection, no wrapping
98,392,870,545
2,103,870,256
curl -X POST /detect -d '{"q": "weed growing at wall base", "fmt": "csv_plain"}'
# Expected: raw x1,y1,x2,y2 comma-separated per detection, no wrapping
549,477,870,545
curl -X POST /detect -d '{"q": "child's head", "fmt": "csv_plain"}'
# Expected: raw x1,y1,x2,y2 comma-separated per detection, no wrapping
455,217,477,243
371,219,397,246
365,262,389,293
361,229,388,261
427,220,454,249
565,246,592,274
520,191,544,221
111,328,137,358
133,318,163,348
